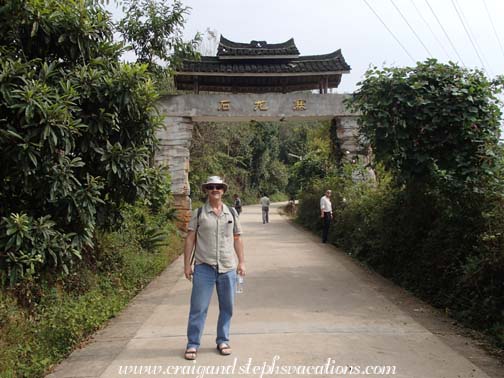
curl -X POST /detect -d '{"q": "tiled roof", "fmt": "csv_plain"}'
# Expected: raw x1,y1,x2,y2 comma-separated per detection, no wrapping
178,50,350,74
217,36,300,57
174,37,350,92
173,74,344,93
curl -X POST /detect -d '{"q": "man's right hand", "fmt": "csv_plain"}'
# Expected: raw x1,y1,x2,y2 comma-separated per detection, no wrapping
184,265,194,281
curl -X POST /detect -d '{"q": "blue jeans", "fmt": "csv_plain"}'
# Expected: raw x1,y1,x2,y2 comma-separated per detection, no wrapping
186,263,236,350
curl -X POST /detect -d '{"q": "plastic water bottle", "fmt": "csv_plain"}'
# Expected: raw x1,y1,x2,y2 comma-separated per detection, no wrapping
236,274,244,294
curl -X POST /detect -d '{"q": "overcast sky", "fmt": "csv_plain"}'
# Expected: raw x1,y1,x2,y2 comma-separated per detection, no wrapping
109,0,504,94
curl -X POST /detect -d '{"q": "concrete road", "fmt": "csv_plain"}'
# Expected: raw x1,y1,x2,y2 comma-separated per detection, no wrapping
47,203,503,378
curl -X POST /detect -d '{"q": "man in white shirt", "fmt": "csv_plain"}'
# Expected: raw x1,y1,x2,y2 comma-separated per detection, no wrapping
320,190,332,243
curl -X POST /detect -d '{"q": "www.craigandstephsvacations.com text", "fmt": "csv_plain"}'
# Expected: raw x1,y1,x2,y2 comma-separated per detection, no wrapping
118,356,398,377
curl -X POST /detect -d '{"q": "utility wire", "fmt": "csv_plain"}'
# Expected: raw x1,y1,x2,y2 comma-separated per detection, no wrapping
424,0,466,67
453,0,492,75
410,0,452,61
454,0,493,74
450,0,488,73
363,0,415,63
453,0,487,62
482,0,504,61
390,0,433,57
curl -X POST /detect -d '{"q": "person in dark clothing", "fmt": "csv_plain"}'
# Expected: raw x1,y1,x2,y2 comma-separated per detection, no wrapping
233,194,242,215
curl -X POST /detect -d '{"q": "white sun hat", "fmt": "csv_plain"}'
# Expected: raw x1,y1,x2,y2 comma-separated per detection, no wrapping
201,176,228,193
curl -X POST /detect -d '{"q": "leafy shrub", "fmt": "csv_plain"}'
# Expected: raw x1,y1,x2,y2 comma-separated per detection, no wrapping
0,0,169,284
0,214,81,287
137,166,173,213
346,59,503,192
119,202,176,253
0,203,183,377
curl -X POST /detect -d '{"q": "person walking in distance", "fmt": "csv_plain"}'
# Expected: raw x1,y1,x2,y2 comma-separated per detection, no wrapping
183,176,245,360
233,193,242,216
320,189,332,243
260,193,270,224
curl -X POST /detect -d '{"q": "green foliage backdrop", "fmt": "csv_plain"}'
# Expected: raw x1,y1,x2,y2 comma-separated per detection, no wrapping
0,0,175,284
296,61,504,346
188,120,331,205
0,0,195,375
189,122,324,203
346,59,503,192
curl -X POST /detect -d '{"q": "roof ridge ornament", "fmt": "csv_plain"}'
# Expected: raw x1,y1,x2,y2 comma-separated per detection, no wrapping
217,35,300,57
250,40,267,48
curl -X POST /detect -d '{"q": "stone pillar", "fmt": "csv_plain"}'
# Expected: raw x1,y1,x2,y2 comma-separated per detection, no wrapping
155,116,193,230
336,116,361,159
335,116,375,181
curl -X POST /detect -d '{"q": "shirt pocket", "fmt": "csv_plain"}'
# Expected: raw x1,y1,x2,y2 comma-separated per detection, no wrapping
224,215,234,238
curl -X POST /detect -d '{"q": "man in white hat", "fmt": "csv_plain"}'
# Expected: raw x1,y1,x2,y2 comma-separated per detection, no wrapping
182,176,245,360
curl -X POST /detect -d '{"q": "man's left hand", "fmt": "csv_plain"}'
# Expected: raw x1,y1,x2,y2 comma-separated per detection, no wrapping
237,262,246,276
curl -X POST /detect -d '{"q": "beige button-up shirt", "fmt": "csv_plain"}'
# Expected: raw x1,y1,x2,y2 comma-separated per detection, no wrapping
188,202,242,273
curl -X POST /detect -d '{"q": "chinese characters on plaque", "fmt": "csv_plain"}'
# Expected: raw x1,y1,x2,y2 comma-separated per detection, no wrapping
292,99,306,111
253,100,268,111
217,100,231,111
217,99,307,112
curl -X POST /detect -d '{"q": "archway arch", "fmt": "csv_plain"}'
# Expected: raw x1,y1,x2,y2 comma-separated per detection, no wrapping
155,93,361,226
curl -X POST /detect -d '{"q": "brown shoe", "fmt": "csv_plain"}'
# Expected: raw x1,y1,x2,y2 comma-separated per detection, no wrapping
217,343,232,356
184,349,197,360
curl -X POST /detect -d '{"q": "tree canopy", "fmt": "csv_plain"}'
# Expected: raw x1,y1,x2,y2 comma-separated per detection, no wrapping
0,0,195,284
346,59,503,192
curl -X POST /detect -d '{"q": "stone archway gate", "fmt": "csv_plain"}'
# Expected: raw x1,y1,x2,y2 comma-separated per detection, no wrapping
155,92,360,225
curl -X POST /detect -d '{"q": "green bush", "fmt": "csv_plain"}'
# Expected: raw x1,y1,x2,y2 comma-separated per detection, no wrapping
119,202,177,253
0,203,183,377
0,214,81,286
346,60,503,192
0,0,172,284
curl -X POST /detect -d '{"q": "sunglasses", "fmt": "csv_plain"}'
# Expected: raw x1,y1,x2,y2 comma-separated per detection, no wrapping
206,185,224,190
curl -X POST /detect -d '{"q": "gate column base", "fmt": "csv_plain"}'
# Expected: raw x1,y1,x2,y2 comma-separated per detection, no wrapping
173,193,191,232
